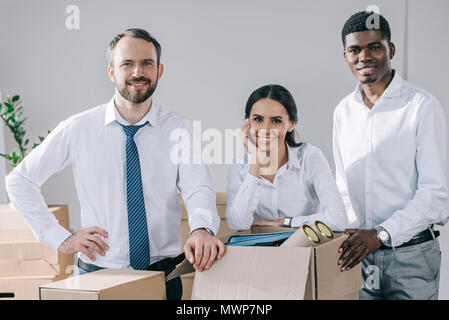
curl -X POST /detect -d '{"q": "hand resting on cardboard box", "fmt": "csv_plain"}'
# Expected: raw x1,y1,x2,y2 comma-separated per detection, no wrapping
337,228,381,271
183,228,226,272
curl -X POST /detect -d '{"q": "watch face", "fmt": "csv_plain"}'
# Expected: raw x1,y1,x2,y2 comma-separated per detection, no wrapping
379,231,389,242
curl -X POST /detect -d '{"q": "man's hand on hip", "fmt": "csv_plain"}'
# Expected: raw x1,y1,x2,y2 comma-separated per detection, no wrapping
58,226,109,262
337,228,381,271
184,228,226,272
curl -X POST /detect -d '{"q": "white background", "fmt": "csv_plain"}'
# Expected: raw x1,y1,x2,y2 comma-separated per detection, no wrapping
0,0,448,298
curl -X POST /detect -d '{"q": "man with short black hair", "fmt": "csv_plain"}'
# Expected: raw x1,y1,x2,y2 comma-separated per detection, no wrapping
5,28,225,300
333,11,448,299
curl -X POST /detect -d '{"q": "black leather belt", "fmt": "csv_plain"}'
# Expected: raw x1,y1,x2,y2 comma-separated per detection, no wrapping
78,258,105,273
146,253,185,272
379,229,440,250
77,253,186,274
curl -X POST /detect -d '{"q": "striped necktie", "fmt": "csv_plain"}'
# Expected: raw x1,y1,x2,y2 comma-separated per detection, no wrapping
120,122,150,270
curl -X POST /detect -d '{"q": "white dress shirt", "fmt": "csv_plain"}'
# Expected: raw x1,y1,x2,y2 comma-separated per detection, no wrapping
333,71,448,247
226,143,348,231
5,96,220,269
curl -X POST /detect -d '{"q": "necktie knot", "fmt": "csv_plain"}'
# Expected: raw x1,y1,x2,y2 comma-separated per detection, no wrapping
120,122,147,138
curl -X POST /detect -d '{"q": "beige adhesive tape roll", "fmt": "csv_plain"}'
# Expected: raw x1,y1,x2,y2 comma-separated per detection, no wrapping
281,224,321,247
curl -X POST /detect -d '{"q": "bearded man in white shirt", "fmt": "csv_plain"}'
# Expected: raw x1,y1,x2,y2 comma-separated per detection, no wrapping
334,12,448,299
5,28,225,300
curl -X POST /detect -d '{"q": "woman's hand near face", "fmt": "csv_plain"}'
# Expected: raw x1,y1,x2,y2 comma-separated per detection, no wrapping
241,119,274,176
241,119,257,152
241,120,261,177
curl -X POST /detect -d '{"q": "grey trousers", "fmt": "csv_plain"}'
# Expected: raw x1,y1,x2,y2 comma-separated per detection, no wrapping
360,238,441,300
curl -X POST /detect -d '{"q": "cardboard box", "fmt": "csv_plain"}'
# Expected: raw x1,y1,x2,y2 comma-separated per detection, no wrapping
181,273,195,300
0,204,74,300
179,192,235,300
0,276,57,300
0,205,70,241
39,269,166,300
190,231,362,300
0,259,61,300
0,259,59,277
0,240,74,273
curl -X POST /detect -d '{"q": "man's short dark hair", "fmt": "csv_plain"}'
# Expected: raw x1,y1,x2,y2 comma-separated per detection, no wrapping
107,28,161,67
341,11,391,47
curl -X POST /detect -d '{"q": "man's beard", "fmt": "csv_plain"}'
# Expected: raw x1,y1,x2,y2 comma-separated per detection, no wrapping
117,77,158,104
360,77,377,84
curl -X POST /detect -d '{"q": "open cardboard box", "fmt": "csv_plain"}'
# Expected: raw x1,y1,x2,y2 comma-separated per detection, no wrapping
39,269,166,300
169,227,362,300
179,192,234,299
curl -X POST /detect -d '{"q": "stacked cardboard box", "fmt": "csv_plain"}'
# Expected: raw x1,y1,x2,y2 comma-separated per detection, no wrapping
179,192,233,300
0,204,74,300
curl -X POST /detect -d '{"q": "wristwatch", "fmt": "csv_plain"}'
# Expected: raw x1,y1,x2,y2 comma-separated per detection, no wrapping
191,227,215,236
374,226,390,245
283,217,293,228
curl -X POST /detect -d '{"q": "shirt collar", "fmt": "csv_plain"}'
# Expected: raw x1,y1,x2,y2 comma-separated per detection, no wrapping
354,69,403,103
286,143,302,170
104,95,159,127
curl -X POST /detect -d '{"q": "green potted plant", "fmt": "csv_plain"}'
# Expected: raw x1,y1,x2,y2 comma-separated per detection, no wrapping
0,94,50,168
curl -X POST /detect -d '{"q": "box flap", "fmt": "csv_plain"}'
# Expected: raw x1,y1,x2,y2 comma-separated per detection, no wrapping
314,235,363,299
192,246,311,300
0,259,58,277
166,258,195,282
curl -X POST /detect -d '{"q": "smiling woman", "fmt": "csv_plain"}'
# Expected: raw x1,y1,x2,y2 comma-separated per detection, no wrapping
225,84,348,233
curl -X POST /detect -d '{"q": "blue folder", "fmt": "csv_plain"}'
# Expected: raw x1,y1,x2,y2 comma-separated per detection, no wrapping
226,231,295,247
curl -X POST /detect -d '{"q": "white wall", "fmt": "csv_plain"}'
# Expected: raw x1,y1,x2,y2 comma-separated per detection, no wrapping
0,0,407,226
0,91,7,203
0,0,447,298
407,0,449,300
